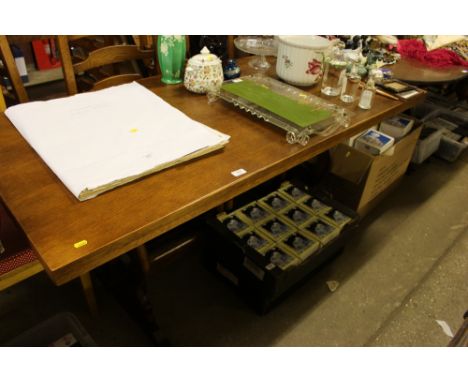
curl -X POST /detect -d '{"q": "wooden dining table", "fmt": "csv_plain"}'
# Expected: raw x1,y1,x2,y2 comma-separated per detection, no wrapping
0,58,426,287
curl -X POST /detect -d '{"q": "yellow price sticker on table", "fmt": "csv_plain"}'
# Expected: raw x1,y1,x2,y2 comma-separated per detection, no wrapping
73,240,88,249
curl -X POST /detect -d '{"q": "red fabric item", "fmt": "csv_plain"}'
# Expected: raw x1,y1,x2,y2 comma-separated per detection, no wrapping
397,39,468,68
0,202,38,276
0,248,37,276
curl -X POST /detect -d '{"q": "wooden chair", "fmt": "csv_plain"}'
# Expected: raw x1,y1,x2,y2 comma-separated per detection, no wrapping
0,85,6,111
0,90,99,315
0,201,99,315
227,36,236,59
0,35,29,104
57,35,153,275
0,203,43,292
57,35,155,95
0,38,117,316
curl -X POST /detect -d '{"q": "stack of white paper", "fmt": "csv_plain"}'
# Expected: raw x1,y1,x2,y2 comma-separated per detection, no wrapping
5,82,230,201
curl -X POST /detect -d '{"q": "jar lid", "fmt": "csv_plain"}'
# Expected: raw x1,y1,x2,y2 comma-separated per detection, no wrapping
187,46,221,67
277,35,330,51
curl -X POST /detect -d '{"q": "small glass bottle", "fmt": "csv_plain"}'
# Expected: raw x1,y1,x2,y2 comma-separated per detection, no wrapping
340,65,361,104
358,75,376,110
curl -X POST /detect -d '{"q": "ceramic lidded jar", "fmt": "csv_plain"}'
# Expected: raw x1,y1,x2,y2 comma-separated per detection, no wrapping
184,46,224,94
276,35,331,87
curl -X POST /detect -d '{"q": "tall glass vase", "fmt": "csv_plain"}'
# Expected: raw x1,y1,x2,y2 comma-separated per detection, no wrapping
157,35,186,84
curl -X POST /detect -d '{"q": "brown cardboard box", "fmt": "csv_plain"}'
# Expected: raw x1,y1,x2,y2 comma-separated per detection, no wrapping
326,124,422,216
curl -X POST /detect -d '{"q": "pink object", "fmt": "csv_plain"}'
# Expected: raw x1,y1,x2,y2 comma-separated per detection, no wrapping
397,39,468,68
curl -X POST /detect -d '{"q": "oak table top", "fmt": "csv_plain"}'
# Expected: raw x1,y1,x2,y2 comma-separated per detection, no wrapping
0,61,425,285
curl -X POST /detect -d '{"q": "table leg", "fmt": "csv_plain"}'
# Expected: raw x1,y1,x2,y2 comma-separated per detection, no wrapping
96,251,168,345
136,244,150,275
80,272,98,317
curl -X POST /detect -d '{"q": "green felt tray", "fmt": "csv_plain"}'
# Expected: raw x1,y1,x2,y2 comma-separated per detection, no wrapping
221,79,332,128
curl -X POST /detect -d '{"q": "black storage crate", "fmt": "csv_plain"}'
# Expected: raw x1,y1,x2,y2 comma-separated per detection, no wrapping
205,184,359,314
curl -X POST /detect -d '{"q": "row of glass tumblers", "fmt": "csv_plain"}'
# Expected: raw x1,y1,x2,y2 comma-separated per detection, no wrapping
320,49,374,110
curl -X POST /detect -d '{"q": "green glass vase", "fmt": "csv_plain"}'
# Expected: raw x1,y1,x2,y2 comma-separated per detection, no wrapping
157,35,186,84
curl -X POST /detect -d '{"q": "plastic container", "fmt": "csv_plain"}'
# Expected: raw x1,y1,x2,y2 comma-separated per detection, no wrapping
5,312,96,346
422,109,468,162
425,91,458,108
451,100,468,116
411,127,443,164
423,108,468,125
437,136,468,162
410,102,446,120
451,106,468,120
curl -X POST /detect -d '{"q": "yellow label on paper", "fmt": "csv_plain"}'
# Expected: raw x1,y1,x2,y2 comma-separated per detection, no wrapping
74,240,88,249
130,128,139,133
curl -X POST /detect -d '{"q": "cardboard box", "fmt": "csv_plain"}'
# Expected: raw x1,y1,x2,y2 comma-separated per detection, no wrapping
327,124,422,215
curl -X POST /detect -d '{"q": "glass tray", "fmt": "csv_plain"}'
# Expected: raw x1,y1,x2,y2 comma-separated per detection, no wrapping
211,76,351,145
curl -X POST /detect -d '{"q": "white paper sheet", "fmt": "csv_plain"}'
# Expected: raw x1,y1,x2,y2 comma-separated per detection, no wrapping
5,82,230,200
435,320,454,338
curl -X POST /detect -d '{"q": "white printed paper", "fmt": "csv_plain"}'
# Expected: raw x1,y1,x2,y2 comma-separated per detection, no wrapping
435,320,454,338
5,82,230,200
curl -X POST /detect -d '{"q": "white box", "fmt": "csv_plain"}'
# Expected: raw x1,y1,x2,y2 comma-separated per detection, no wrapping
354,129,395,155
379,115,414,139
344,126,375,147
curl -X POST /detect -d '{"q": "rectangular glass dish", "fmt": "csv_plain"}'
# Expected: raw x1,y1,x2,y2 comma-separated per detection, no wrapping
212,75,351,145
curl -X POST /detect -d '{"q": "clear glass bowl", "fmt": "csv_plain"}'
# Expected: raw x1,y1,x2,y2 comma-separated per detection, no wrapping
234,36,278,71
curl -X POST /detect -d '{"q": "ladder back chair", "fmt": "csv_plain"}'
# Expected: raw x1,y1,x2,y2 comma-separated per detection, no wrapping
0,201,99,315
57,35,154,274
0,81,40,294
0,203,43,292
57,35,155,95
0,35,29,104
0,74,98,315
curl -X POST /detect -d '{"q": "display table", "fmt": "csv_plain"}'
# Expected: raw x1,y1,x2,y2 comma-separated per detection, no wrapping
391,57,468,85
0,58,426,286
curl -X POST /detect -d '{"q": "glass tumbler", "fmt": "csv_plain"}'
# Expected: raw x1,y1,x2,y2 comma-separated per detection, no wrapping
340,70,361,103
321,50,347,97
